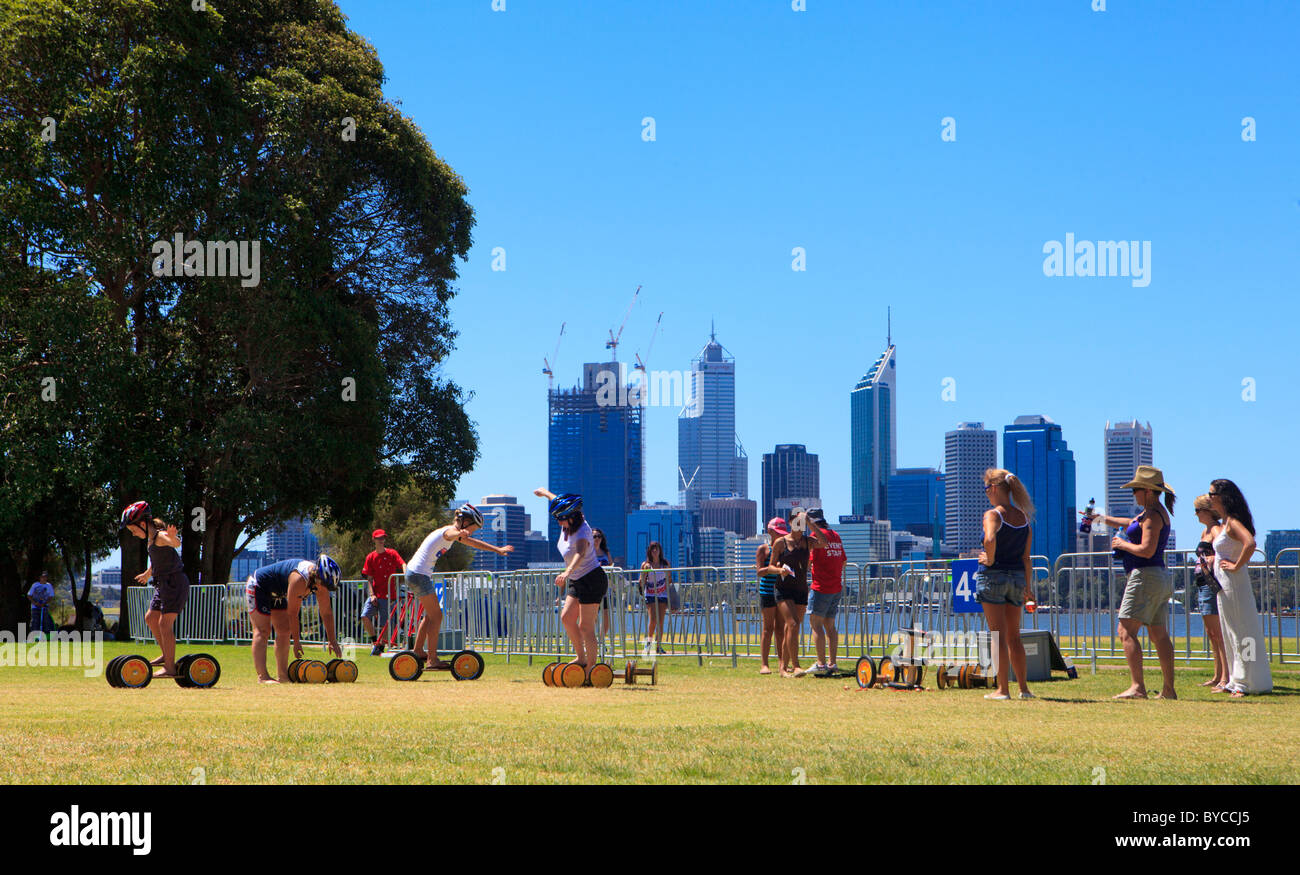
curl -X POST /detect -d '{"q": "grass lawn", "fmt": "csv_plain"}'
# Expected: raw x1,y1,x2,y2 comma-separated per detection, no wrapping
2,642,1297,785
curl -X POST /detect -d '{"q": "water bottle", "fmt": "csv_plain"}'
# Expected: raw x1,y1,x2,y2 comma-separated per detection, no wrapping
1079,497,1097,533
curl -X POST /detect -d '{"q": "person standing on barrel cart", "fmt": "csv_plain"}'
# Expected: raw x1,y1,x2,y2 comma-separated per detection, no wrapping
362,529,405,655
405,504,512,672
121,501,190,678
534,488,606,673
245,556,344,684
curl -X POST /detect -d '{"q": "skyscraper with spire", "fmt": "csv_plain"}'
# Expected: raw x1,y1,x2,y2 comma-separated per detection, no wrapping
677,326,748,512
850,312,897,520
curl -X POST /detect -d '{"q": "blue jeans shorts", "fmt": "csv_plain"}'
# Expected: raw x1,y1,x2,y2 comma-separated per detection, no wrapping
808,589,842,618
361,596,391,627
975,568,1027,606
405,570,437,598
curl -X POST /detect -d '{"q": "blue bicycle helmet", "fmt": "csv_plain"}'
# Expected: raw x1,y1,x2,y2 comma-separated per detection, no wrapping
315,554,340,591
548,493,583,520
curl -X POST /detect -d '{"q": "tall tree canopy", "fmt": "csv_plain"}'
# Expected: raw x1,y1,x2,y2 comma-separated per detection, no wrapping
0,0,478,633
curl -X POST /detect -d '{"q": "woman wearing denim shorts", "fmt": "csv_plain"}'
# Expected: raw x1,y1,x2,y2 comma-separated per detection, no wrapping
1090,465,1177,700
974,469,1036,700
1191,495,1228,689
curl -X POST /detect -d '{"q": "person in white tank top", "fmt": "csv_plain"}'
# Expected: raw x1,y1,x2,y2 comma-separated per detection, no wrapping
1208,480,1272,697
405,504,514,670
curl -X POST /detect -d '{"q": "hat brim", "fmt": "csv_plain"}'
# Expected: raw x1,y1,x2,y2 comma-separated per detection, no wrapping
1122,479,1175,496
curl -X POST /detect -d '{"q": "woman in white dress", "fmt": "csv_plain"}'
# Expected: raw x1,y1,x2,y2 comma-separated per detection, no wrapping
1208,479,1272,697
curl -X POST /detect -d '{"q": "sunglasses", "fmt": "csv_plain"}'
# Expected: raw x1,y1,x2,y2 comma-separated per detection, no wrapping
1208,491,1219,497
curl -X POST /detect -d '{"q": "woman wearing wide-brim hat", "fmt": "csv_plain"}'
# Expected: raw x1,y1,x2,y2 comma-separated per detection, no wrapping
1089,465,1178,699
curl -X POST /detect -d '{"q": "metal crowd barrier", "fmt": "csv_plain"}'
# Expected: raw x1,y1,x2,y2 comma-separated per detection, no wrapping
125,585,229,644
122,552,1298,666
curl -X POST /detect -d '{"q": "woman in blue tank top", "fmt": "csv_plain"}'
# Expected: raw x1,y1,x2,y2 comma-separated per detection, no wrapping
755,517,789,675
975,470,1036,700
1090,465,1178,700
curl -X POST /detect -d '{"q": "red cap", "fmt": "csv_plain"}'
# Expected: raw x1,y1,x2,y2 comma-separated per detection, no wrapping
766,517,789,536
372,529,387,539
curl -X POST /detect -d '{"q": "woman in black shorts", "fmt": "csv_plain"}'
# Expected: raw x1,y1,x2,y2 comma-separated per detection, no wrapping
768,510,827,677
534,488,607,670
121,501,189,678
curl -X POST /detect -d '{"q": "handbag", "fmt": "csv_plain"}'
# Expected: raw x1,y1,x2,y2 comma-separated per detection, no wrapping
667,583,681,612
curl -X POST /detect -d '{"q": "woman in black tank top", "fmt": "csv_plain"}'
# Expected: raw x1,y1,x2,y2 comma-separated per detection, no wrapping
123,503,190,679
768,511,828,677
975,470,1036,700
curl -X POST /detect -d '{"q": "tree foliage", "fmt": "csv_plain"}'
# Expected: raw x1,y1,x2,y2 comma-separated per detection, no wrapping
0,0,478,631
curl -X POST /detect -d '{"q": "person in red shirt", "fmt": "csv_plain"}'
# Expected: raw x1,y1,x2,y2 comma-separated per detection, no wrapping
803,508,846,676
361,529,405,655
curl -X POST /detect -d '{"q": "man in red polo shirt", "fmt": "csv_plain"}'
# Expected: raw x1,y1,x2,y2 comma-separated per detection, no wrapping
805,508,846,676
361,529,405,654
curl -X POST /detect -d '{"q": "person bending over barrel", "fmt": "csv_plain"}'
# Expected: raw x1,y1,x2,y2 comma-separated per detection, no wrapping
245,556,343,684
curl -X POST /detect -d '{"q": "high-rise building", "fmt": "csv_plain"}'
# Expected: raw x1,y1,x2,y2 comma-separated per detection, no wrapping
695,526,730,569
1265,531,1300,580
1104,420,1154,520
266,517,320,563
699,494,758,538
230,549,268,582
678,330,748,510
888,467,945,542
945,422,997,555
729,535,769,575
549,361,645,566
1004,415,1076,563
626,504,696,569
523,531,556,568
761,444,820,525
468,496,530,572
837,515,892,566
850,341,897,519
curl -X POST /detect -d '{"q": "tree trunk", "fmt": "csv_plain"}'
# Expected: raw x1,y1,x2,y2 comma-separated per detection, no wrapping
207,508,239,588
119,529,147,640
0,550,21,634
182,465,204,584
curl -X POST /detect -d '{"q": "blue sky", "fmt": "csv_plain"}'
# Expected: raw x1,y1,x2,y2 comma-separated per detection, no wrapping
327,0,1299,547
94,1,1300,571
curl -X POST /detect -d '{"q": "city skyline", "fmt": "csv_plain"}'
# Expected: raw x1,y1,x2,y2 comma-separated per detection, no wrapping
90,2,1300,572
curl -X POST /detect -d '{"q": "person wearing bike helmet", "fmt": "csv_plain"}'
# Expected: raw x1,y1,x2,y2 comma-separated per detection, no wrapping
534,488,606,671
244,554,343,683
121,501,189,678
405,503,513,671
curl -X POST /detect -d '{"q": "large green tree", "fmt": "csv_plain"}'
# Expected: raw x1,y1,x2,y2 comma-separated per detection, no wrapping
0,0,477,633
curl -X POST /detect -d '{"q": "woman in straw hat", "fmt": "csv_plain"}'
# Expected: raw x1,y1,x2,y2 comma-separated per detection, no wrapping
1191,495,1229,689
1208,479,1272,696
1090,465,1177,699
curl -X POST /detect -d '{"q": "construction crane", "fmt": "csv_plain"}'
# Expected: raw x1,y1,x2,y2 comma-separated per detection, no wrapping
542,321,565,390
633,311,663,372
605,285,641,361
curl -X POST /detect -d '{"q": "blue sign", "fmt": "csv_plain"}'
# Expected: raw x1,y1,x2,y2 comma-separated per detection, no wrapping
951,559,982,614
